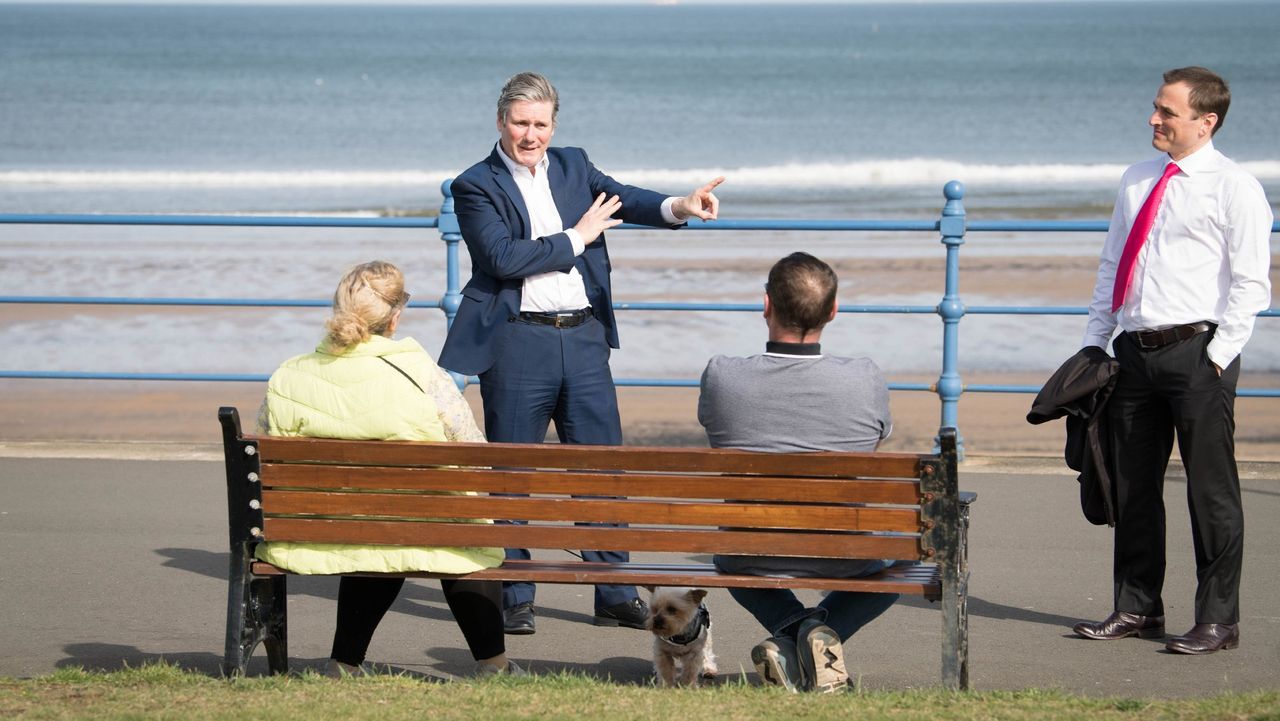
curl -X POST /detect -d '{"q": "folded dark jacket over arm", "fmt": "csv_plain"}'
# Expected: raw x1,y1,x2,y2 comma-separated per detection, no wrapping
1027,346,1120,526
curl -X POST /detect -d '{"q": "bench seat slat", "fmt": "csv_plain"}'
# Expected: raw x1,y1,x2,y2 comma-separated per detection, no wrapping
261,518,923,560
260,464,924,504
247,559,942,600
260,490,925,533
254,437,925,479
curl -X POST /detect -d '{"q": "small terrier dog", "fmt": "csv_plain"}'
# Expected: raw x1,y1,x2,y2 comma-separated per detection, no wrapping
645,587,717,687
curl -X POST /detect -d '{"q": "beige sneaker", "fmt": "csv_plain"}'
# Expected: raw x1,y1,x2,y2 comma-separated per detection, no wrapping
796,619,850,693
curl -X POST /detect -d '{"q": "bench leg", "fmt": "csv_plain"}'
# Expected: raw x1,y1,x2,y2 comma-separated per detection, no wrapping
941,565,970,690
224,547,289,677
258,575,289,675
941,496,974,690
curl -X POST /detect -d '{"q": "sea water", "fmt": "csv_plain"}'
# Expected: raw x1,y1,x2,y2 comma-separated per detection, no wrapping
1,2,1277,378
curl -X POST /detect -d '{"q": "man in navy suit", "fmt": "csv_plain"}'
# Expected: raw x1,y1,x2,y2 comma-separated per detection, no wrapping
438,72,723,635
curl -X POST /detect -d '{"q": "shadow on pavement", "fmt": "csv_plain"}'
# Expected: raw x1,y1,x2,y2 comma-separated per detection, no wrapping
897,594,1081,628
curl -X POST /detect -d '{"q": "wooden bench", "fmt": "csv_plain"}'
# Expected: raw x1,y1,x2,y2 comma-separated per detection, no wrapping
219,407,974,688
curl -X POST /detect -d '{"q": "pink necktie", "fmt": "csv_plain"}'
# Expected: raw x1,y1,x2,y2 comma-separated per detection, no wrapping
1111,162,1181,312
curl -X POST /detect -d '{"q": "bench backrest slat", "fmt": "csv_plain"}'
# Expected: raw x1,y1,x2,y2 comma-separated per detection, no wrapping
261,518,923,560
259,464,924,504
259,489,924,533
254,437,925,479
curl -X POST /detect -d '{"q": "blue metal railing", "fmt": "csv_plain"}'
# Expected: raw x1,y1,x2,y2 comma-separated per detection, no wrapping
3,179,1277,455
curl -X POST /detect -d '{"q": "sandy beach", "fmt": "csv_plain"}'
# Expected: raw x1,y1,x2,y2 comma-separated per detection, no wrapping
5,371,1280,462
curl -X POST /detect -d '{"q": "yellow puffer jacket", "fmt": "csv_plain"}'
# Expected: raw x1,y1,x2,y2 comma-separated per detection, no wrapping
262,334,447,441
255,334,504,574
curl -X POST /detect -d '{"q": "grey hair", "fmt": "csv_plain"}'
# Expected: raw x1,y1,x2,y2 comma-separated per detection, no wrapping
497,72,559,124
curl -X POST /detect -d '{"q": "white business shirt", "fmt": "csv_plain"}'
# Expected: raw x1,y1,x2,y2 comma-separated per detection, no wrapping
1083,140,1273,369
495,144,681,313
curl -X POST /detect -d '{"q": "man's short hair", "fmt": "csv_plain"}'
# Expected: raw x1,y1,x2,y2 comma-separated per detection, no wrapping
766,252,838,334
1163,66,1230,136
498,72,559,124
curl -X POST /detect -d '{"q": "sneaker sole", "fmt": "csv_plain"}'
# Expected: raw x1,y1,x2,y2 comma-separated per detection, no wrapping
751,643,801,693
798,624,849,693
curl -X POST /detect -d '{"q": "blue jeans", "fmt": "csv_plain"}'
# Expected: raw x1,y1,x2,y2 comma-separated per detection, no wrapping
714,555,899,642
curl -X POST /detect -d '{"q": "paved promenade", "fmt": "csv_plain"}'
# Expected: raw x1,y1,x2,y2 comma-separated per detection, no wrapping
1,444,1278,696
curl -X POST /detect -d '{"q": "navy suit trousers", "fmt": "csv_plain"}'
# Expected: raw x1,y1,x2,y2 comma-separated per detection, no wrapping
479,315,637,610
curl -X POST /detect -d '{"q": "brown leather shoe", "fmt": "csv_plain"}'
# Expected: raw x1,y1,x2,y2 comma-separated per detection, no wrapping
1165,623,1239,655
1072,611,1165,640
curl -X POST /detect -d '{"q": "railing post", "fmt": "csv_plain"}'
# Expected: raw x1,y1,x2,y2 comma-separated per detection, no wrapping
438,178,468,391
936,181,967,459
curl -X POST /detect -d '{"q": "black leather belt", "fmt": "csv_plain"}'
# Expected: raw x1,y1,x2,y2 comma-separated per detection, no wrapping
517,307,593,328
1128,321,1215,351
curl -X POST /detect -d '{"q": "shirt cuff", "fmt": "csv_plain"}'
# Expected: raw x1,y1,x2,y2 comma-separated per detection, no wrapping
661,197,681,225
564,228,585,255
1081,334,1111,350
1206,340,1236,372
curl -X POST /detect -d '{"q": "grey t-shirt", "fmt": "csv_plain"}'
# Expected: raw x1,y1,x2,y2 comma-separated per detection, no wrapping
698,352,892,453
699,349,893,578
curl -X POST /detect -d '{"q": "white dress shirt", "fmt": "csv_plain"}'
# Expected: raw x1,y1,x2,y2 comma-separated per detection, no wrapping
1084,140,1273,368
495,144,681,313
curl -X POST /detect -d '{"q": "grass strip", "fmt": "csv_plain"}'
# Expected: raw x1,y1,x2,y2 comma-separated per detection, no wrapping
0,663,1277,721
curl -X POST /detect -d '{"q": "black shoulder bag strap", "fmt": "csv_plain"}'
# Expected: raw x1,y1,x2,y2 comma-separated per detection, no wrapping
378,356,425,394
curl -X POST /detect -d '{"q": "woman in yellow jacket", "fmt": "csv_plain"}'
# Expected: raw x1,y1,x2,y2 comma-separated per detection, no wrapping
256,260,517,676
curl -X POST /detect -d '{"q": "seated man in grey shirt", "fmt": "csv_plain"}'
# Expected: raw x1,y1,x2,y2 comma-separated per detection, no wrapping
698,252,895,693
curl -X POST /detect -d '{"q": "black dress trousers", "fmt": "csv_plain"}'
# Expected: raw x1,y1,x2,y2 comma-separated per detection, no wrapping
1107,330,1243,625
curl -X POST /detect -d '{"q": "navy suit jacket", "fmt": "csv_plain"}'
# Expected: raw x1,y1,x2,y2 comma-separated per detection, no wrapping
439,146,680,375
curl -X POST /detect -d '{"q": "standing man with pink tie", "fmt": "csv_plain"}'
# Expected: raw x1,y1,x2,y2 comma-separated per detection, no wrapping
1073,67,1272,654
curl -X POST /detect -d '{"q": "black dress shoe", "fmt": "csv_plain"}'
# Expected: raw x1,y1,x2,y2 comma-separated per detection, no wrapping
1072,610,1165,640
504,602,536,635
1165,623,1239,655
592,597,649,629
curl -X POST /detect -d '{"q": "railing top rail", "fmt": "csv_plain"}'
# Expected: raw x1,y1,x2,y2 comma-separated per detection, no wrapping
966,220,1110,232
622,219,941,232
0,213,439,229
0,213,938,232
4,214,1274,233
